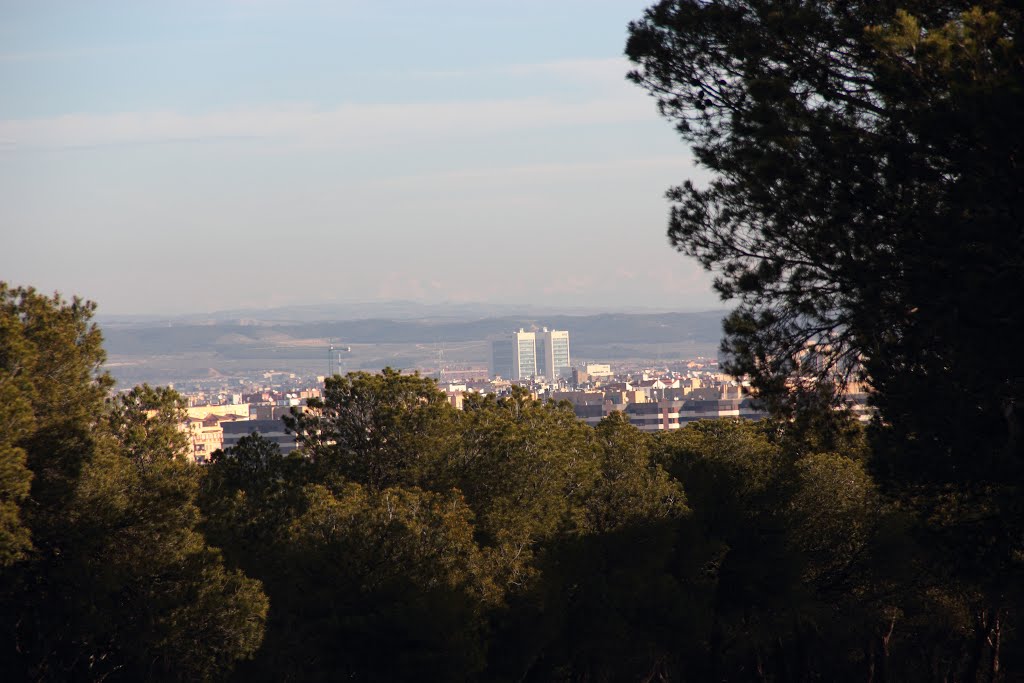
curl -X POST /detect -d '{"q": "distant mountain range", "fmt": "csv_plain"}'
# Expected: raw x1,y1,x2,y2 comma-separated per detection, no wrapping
100,310,730,357
95,300,721,326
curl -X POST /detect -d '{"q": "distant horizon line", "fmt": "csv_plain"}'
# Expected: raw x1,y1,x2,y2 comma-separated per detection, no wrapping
94,299,730,323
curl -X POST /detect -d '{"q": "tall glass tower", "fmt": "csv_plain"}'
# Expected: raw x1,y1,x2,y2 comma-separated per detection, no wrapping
490,328,570,380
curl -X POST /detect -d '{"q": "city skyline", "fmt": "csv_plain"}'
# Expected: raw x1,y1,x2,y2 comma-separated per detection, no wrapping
0,0,718,316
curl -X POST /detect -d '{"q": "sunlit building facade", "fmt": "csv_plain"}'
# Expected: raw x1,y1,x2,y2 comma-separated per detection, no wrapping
490,328,570,380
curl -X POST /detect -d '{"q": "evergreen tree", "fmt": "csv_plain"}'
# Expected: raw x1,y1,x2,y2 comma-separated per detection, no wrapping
628,6,1024,676
627,2,1024,478
0,283,267,681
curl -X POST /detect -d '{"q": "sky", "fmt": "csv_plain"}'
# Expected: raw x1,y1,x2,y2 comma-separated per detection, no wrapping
0,0,719,316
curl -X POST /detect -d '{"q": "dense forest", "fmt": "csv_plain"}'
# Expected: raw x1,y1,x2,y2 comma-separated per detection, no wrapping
0,282,1016,681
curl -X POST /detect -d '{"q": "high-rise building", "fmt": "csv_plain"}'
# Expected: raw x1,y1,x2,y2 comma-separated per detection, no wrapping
491,329,538,380
536,327,571,379
514,330,538,379
490,328,570,380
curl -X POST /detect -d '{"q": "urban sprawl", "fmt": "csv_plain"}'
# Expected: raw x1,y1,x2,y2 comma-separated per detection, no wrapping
172,327,872,463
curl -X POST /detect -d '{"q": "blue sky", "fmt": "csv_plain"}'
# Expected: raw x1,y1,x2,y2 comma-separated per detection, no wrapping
0,0,717,315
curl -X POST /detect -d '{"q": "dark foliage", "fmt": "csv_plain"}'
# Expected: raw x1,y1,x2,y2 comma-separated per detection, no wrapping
0,284,267,681
1,286,1017,680
627,2,1024,679
626,0,1024,482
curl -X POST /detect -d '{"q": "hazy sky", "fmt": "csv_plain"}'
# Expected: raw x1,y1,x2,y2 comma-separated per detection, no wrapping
0,0,719,315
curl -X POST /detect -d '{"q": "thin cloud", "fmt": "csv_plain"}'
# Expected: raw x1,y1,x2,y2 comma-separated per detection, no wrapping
0,49,88,63
370,156,700,188
419,57,627,82
0,37,246,64
0,94,656,152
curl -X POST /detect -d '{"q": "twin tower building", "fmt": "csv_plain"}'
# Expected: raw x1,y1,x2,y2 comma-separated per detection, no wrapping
490,328,571,381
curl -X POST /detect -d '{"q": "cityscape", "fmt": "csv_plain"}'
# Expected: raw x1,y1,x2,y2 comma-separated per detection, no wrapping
174,323,873,463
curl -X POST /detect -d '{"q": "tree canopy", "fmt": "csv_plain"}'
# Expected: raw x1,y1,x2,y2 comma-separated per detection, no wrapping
0,284,267,681
626,1,1024,480
4,278,1020,678
627,3,1024,679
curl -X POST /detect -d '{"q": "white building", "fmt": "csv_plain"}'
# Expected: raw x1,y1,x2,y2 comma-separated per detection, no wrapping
490,327,571,380
491,329,538,380
584,364,613,378
536,327,571,380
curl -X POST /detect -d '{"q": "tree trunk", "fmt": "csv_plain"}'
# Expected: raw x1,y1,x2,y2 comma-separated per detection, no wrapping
965,608,995,683
987,608,1002,683
877,613,896,683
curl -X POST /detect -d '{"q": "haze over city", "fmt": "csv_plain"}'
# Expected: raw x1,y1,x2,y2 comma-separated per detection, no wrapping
1,0,717,316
